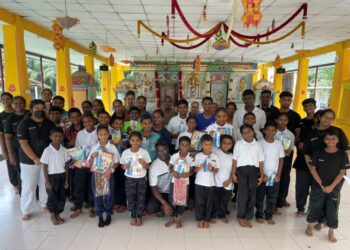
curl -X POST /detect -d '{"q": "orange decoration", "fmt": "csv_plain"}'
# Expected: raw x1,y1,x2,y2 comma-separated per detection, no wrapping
194,55,201,72
241,0,263,28
274,54,281,68
52,21,65,50
108,54,115,66
100,45,116,53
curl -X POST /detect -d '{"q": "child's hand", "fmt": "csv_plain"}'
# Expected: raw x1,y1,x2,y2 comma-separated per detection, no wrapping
232,174,238,183
45,181,53,190
257,176,263,186
138,158,147,168
284,149,292,155
322,185,333,194
199,164,205,170
207,163,213,171
209,131,214,137
64,180,69,189
91,152,99,159
223,179,231,187
104,168,112,179
162,201,173,215
181,172,190,178
173,171,180,179
263,175,268,183
274,175,280,183
34,158,42,166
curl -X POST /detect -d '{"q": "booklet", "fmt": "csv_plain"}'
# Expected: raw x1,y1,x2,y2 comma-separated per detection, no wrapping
68,146,91,168
191,131,205,150
173,178,187,206
174,159,190,174
125,154,144,176
92,151,113,173
266,171,276,187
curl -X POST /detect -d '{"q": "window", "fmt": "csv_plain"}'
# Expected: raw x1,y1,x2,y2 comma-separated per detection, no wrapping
42,58,56,96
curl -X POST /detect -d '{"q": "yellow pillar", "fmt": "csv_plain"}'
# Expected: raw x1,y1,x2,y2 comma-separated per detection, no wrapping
56,47,73,110
101,69,111,114
261,64,268,80
110,64,118,105
2,17,31,105
84,55,95,79
253,65,261,83
274,69,283,108
293,57,309,115
330,44,350,113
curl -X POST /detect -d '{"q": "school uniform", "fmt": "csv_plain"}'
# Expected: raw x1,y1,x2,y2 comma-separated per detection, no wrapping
233,127,264,142
256,139,285,220
17,117,56,215
40,144,71,215
195,113,216,131
88,142,120,217
169,152,194,216
307,150,350,229
275,128,295,208
233,139,265,220
212,149,233,219
206,123,234,148
147,158,172,213
194,152,220,222
233,107,266,131
141,131,160,161
73,128,98,210
167,115,188,146
120,148,151,218
293,118,314,213
175,131,192,150
4,111,30,194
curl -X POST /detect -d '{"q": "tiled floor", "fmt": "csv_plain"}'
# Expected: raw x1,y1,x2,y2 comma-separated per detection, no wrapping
1,160,350,250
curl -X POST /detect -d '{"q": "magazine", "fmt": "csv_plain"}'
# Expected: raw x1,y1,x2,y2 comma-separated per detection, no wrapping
92,150,113,173
172,178,187,206
191,131,205,150
68,146,91,168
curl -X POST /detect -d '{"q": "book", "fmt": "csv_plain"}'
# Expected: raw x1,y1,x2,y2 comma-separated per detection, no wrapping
266,171,276,187
68,146,91,168
191,131,205,150
174,159,189,174
125,154,144,176
111,129,122,143
172,178,187,206
214,128,232,147
92,150,113,173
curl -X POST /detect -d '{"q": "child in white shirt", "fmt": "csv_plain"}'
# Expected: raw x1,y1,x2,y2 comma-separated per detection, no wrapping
275,113,295,213
256,122,284,224
41,127,71,225
206,108,234,148
167,99,188,152
120,131,151,226
232,124,264,228
175,116,197,151
88,125,120,227
168,136,194,228
234,112,264,142
212,135,234,223
194,134,220,229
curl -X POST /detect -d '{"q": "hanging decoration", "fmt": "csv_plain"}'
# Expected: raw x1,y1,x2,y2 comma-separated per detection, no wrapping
212,29,230,50
166,15,170,37
100,45,116,53
225,0,238,41
108,54,115,67
241,0,263,28
88,41,97,56
137,0,308,50
202,5,207,21
52,21,65,51
194,55,201,72
54,0,79,29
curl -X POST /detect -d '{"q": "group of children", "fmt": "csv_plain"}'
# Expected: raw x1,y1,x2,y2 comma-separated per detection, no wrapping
1,89,349,244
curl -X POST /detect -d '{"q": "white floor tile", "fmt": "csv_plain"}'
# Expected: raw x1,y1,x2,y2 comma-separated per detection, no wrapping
67,235,102,250
38,235,76,250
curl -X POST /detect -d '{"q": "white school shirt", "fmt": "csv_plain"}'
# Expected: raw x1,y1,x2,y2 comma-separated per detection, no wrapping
175,131,193,150
120,148,152,178
233,127,264,142
194,152,220,187
215,149,233,190
169,152,194,184
75,128,98,147
233,139,265,168
40,144,71,174
259,139,285,175
233,106,266,131
87,141,120,165
167,115,188,145
149,158,172,194
276,128,295,155
206,122,234,136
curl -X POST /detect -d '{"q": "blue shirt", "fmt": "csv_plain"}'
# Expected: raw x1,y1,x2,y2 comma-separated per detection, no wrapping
195,113,216,131
152,127,171,147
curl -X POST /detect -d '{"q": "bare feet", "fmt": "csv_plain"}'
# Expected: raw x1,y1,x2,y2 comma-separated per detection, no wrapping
50,214,60,225
221,217,229,224
256,218,264,224
314,222,324,231
238,219,247,228
117,205,127,213
197,221,204,228
57,215,65,224
22,214,30,221
175,217,183,228
165,218,175,227
283,201,290,207
70,206,76,212
274,208,282,215
88,208,96,218
70,209,82,218
305,224,313,237
328,228,337,243
245,220,252,228
267,219,275,225
210,218,216,224
130,219,137,226
296,211,305,217
136,218,143,226
203,222,210,228
43,207,49,213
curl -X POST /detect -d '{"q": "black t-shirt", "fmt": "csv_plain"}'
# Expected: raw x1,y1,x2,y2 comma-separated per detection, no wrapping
257,104,280,122
293,117,315,171
304,126,349,157
279,109,301,135
0,111,14,133
311,149,350,186
17,117,56,164
4,111,31,151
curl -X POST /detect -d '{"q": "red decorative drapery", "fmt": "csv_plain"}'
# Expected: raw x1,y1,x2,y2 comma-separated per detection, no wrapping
155,71,160,108
178,71,183,99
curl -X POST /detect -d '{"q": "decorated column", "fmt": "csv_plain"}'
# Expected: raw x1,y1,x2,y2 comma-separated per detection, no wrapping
84,55,95,79
56,47,73,109
2,16,31,105
293,55,309,115
101,69,111,114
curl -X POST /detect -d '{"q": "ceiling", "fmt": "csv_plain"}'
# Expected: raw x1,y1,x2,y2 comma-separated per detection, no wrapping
0,0,350,64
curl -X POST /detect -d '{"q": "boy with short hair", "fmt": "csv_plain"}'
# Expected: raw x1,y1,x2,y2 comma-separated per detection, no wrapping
41,126,71,225
256,122,284,224
234,112,264,142
97,110,113,134
49,106,64,128
122,106,142,134
275,113,295,214
305,129,350,243
141,114,160,162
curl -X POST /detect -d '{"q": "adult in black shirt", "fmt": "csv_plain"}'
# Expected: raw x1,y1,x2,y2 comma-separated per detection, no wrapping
4,96,30,195
292,98,316,215
0,92,15,190
278,91,301,142
17,99,56,221
257,89,280,122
